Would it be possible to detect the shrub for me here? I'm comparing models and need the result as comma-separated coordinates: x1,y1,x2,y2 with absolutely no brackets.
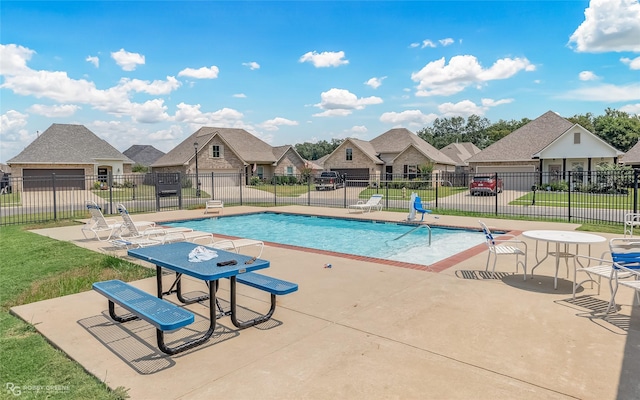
250,176,261,186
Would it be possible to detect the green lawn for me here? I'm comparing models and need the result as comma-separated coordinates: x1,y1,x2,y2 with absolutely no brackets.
510,190,639,209
359,186,468,200
0,223,154,399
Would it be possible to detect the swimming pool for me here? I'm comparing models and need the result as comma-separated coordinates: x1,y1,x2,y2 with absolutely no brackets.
165,213,486,266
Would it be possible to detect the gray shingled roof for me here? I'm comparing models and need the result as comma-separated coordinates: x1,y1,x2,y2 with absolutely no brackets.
7,123,133,164
123,145,165,166
152,127,277,167
621,140,640,164
347,138,384,164
439,142,481,166
467,111,574,163
370,128,456,165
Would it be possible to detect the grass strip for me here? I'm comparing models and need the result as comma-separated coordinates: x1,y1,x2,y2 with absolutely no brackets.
0,224,154,399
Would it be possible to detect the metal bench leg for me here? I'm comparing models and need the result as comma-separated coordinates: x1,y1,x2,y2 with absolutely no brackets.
229,277,277,329
155,275,218,355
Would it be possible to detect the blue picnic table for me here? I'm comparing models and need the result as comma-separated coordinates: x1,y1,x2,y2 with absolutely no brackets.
127,241,270,353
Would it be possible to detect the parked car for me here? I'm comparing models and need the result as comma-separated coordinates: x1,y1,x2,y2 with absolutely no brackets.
314,171,345,191
470,175,503,196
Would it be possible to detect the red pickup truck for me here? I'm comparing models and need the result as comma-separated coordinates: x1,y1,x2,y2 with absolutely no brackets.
470,175,503,196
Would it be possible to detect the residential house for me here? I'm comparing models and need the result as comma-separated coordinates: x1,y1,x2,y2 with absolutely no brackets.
621,140,640,168
7,123,134,191
151,127,306,186
439,142,481,173
467,111,623,190
123,145,165,167
322,128,456,183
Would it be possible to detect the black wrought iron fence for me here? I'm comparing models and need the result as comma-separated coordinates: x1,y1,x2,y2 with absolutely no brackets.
0,170,638,226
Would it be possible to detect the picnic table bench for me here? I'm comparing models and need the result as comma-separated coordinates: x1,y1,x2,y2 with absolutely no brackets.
93,280,211,355
229,272,298,328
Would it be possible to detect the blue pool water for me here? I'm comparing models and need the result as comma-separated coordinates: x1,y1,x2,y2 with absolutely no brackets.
165,213,486,266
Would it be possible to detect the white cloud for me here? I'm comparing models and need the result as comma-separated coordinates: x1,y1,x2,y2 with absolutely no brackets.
0,44,34,75
569,0,640,52
0,110,28,135
439,38,454,46
409,42,420,48
379,110,438,126
411,55,535,97
86,55,99,68
0,110,32,161
174,103,244,126
129,99,170,123
259,117,299,131
313,88,383,117
178,65,219,79
438,98,512,117
299,51,349,67
422,40,437,48
233,93,247,98
579,71,600,80
117,76,181,95
620,103,640,114
621,56,640,69
364,76,386,89
27,104,80,117
562,82,640,101
242,61,260,70
111,49,145,71
348,125,367,134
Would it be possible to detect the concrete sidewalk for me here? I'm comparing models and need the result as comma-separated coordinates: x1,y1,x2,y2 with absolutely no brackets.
10,206,640,399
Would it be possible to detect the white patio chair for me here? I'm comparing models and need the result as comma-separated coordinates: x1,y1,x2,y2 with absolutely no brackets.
204,200,224,214
479,220,527,279
623,213,640,237
348,194,383,213
573,251,634,299
605,238,640,313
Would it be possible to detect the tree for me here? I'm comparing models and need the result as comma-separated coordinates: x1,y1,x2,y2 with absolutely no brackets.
485,118,530,145
294,139,344,160
593,108,640,152
417,115,490,149
567,112,595,133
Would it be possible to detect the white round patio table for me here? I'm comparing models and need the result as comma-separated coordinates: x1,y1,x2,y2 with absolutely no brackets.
522,230,606,290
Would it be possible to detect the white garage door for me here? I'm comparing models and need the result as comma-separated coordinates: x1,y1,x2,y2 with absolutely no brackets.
475,166,536,191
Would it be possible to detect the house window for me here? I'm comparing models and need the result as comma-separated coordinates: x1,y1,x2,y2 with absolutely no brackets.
346,148,353,161
211,145,223,158
403,165,418,179
256,166,264,179
574,132,580,144
286,166,293,176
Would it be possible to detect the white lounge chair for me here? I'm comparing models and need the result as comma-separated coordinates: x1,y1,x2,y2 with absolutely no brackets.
204,200,224,214
212,237,265,258
81,201,121,241
348,194,383,213
479,220,527,279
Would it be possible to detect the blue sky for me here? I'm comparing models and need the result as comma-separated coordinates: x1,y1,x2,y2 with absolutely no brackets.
1,0,639,163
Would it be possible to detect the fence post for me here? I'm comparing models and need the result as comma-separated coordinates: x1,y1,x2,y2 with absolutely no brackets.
239,172,243,206
435,172,439,209
52,173,57,220
343,174,347,208
274,174,277,206
634,169,639,214
567,171,572,222
211,171,216,200
494,172,498,215
108,173,114,214
307,175,311,206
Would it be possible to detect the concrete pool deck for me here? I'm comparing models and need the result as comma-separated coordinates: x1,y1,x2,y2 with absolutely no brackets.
10,206,640,399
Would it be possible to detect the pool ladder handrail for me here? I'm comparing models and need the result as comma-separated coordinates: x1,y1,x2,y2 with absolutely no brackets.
392,224,431,246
